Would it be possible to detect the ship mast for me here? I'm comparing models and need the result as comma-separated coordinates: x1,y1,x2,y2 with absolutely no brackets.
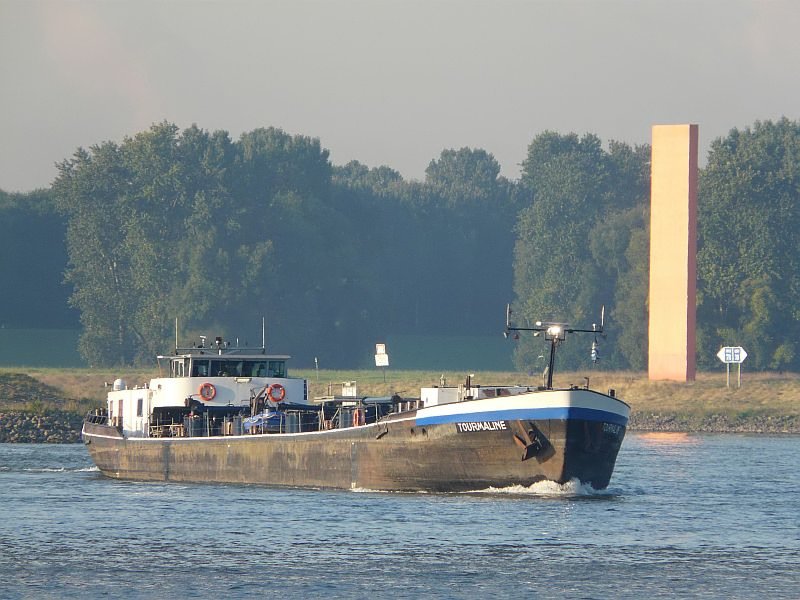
504,304,604,389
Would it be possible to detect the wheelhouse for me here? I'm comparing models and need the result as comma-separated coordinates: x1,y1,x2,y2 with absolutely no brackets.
161,354,289,379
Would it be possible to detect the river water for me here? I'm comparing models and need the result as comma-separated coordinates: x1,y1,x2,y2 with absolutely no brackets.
0,433,798,599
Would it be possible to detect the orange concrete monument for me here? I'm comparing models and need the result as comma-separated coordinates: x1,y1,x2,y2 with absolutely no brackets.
648,124,698,381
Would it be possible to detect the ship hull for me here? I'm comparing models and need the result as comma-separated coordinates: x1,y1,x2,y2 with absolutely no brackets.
82,389,628,491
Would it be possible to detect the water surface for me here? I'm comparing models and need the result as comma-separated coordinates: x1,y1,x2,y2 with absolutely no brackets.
0,434,797,598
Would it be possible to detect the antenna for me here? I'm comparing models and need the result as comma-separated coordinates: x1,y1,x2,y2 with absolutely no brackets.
261,317,266,353
503,304,607,389
174,317,179,354
591,305,605,364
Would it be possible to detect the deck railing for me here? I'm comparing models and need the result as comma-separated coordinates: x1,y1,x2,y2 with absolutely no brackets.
84,411,108,425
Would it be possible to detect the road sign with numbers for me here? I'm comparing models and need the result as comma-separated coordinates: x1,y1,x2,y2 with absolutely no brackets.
716,346,747,364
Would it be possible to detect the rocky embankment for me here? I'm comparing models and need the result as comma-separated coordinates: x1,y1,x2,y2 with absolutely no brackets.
0,410,84,443
0,373,84,443
628,412,800,434
2,410,795,442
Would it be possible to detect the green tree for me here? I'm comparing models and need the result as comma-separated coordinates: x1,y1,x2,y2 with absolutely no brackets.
513,133,650,371
698,118,800,370
425,147,502,205
228,128,351,362
330,161,410,351
422,148,520,333
513,133,610,370
0,188,76,329
54,123,238,365
589,142,651,369
54,142,138,364
590,206,649,369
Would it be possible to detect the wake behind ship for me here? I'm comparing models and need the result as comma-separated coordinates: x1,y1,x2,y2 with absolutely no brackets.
83,315,629,492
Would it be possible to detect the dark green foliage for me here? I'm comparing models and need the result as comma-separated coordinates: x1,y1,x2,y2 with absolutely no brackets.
512,132,650,371
46,124,522,367
52,123,342,365
697,118,800,370
0,188,77,329
8,118,800,372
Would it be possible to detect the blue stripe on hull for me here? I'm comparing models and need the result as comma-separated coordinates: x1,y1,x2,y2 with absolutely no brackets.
415,406,628,427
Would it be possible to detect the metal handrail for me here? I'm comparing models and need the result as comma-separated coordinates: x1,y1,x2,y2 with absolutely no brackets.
84,411,108,425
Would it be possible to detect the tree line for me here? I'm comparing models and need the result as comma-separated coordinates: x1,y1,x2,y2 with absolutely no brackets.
1,118,799,371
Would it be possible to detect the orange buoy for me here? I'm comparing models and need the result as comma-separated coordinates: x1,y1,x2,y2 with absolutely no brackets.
267,383,286,403
199,382,216,401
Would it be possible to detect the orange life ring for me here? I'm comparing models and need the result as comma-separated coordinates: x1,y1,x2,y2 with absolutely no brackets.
352,408,362,427
199,382,216,401
267,383,286,403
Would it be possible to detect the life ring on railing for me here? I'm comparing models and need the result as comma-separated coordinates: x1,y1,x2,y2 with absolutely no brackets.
199,382,216,401
352,408,362,427
267,383,286,403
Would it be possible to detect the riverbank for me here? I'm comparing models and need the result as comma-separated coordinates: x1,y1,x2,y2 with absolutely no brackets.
0,410,83,443
0,372,89,442
1,369,798,442
627,412,799,433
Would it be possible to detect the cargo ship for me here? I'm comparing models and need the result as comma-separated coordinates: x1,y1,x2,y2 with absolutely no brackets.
82,312,629,491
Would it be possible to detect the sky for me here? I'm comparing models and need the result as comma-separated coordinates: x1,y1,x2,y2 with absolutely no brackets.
1,0,799,192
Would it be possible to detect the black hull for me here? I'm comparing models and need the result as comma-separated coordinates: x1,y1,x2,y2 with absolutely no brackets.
82,414,626,491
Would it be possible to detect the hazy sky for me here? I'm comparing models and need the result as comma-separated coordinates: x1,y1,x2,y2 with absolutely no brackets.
2,0,799,192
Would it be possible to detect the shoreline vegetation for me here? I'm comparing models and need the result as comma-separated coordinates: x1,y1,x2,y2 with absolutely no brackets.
1,368,798,443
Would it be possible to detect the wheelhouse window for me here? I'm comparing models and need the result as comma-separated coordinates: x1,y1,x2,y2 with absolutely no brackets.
227,361,244,377
268,361,286,378
170,359,189,378
189,358,284,378
191,360,209,377
243,361,267,377
210,361,227,377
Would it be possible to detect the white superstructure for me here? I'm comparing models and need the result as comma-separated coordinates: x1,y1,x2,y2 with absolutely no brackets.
106,338,308,437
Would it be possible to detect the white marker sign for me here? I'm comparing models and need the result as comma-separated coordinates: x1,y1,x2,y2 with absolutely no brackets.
716,346,747,364
717,346,747,388
375,343,389,367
